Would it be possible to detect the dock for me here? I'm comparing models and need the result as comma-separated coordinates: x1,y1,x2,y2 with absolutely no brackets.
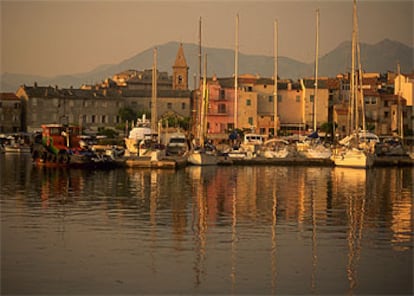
230,156,413,167
124,155,187,169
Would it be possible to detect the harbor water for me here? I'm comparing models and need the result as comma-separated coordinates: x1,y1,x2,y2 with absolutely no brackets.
1,153,413,295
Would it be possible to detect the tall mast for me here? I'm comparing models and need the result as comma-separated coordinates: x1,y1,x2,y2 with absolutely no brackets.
200,54,208,146
313,9,319,132
349,0,357,135
234,14,239,130
198,17,202,89
194,17,203,140
356,15,365,135
273,20,278,137
151,47,158,132
397,62,403,139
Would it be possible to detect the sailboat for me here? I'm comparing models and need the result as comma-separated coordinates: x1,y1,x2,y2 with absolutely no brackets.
331,0,374,168
298,9,332,160
187,53,218,166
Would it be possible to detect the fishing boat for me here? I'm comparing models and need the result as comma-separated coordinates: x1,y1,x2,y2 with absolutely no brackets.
165,132,190,157
2,133,31,154
124,114,152,155
123,49,185,169
31,124,120,168
331,0,374,168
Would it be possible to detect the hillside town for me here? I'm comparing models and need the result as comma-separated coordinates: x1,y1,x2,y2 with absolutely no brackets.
1,44,413,144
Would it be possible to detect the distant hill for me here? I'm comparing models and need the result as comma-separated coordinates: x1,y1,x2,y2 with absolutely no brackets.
1,39,413,92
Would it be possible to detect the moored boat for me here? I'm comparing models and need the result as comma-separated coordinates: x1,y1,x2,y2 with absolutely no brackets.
31,124,119,168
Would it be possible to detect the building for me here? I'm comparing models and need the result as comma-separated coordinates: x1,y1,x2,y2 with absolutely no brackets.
333,71,413,138
15,45,192,133
194,73,332,143
0,92,23,133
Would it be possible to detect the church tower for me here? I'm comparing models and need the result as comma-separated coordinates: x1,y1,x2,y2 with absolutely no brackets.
172,43,189,90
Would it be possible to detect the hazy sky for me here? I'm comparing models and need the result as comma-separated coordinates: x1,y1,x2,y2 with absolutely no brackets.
1,0,413,77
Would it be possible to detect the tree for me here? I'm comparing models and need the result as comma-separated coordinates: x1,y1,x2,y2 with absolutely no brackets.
118,107,136,122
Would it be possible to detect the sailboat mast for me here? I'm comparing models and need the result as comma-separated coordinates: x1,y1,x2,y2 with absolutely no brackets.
234,14,239,130
313,9,319,132
151,47,158,132
203,54,208,143
194,17,203,140
349,0,357,135
200,54,208,146
354,0,364,134
273,20,278,137
397,62,403,139
199,17,202,89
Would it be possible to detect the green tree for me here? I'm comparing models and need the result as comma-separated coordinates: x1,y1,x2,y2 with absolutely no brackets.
118,107,136,122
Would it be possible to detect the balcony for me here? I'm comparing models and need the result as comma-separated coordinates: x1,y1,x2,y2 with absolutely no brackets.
207,111,230,116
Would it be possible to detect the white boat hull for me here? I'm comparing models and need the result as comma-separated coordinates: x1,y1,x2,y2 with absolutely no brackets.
303,147,332,159
187,151,218,166
263,148,289,159
4,146,31,153
331,149,374,168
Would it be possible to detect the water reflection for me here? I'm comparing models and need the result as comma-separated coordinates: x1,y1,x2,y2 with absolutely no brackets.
1,154,412,295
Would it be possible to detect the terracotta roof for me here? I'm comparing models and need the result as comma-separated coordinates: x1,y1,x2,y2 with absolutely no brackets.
0,92,19,101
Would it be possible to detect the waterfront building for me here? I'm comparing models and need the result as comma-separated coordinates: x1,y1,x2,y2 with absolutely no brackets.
15,45,192,133
394,73,414,106
196,73,332,142
0,92,23,133
333,71,413,139
300,78,330,131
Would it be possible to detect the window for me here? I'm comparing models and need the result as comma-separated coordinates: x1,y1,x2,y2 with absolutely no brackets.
102,115,106,123
278,95,282,102
181,102,186,110
268,95,273,102
177,75,183,85
91,115,96,123
248,117,253,125
167,102,172,109
384,111,389,118
310,95,314,103
220,90,225,100
296,95,300,102
218,104,226,113
246,99,251,106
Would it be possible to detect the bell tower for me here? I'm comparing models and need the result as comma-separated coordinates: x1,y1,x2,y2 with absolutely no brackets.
172,43,189,90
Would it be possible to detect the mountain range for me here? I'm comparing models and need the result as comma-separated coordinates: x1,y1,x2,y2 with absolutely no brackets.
1,38,413,92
